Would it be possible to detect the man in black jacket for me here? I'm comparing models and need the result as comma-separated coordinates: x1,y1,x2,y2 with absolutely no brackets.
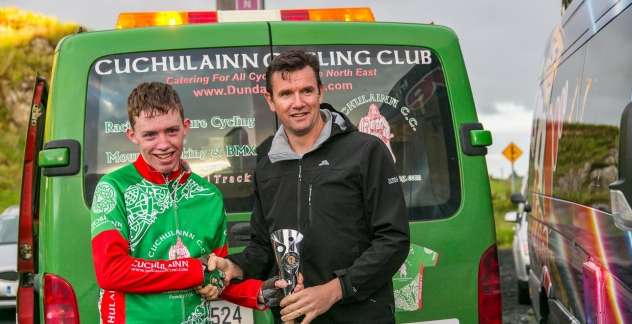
211,48,410,324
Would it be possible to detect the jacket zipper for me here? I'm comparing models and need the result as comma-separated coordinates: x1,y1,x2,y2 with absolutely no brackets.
165,175,180,232
165,175,186,322
308,183,313,227
297,159,302,232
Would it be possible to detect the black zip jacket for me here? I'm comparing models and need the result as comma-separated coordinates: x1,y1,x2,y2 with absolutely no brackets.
227,104,410,324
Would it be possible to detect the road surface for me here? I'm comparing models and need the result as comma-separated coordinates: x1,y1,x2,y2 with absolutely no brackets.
499,247,537,323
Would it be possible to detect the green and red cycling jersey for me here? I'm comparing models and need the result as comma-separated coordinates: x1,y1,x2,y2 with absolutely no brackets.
90,155,263,323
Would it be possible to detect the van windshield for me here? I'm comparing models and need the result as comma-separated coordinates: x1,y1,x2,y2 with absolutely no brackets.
85,45,460,221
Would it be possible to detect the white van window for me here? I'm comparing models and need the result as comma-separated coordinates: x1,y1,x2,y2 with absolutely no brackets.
0,215,18,244
528,44,586,204
85,45,460,221
571,7,632,212
530,6,632,212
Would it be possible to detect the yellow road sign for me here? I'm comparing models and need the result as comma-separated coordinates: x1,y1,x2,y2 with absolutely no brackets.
502,142,523,163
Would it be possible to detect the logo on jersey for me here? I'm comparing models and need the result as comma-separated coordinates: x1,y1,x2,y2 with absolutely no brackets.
92,182,117,214
169,237,191,260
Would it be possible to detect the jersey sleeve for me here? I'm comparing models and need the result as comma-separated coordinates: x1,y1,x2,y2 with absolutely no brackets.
220,279,265,310
92,230,204,293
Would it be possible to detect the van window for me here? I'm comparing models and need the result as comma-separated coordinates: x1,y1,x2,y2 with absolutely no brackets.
531,5,632,212
85,45,461,221
571,6,632,212
84,46,275,213
0,215,18,244
529,43,586,203
275,45,461,221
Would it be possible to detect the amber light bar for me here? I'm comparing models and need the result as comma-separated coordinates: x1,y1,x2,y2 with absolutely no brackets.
116,12,217,29
116,7,374,29
294,8,375,22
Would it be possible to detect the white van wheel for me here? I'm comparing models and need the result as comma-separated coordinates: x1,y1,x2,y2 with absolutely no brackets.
517,280,530,304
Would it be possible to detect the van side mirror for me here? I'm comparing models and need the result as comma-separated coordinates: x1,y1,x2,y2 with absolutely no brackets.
609,102,632,231
504,211,518,222
510,193,525,204
523,204,532,213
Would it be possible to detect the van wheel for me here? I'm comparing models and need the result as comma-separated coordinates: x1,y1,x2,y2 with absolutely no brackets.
518,280,530,304
539,314,550,324
538,289,550,324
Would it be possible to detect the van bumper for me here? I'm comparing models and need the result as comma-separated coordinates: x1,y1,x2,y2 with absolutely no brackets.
0,298,16,308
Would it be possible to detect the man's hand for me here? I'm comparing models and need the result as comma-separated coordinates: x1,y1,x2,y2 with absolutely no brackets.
198,254,211,270
258,273,304,306
202,253,244,286
279,278,342,324
193,285,220,301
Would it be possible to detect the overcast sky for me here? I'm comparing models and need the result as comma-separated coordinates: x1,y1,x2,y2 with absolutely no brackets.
4,0,561,180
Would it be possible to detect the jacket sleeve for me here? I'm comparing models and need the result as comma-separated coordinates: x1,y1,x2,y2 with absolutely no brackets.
334,138,410,304
92,229,204,293
225,171,276,280
211,221,267,310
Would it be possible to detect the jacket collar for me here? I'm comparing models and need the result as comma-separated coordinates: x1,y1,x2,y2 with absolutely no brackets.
133,154,191,184
268,103,355,163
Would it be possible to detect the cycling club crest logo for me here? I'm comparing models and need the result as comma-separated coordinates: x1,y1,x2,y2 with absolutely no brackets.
169,236,191,260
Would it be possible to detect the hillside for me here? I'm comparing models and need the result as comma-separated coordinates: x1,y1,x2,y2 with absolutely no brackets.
0,6,83,212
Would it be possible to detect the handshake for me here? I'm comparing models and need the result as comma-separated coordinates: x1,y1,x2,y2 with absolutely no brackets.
194,253,303,307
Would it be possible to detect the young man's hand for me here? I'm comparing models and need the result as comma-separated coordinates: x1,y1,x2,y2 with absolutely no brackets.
193,284,220,301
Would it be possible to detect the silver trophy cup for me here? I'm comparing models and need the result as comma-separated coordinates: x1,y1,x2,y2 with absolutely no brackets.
270,229,303,295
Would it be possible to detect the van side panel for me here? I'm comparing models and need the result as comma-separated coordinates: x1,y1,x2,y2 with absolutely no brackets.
527,2,632,322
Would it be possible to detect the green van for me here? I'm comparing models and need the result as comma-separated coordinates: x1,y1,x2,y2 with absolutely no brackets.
17,8,498,324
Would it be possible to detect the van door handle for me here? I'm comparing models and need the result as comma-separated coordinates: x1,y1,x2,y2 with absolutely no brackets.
39,139,81,176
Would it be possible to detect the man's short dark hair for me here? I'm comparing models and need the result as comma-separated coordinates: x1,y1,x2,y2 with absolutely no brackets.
265,48,322,98
127,82,184,129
